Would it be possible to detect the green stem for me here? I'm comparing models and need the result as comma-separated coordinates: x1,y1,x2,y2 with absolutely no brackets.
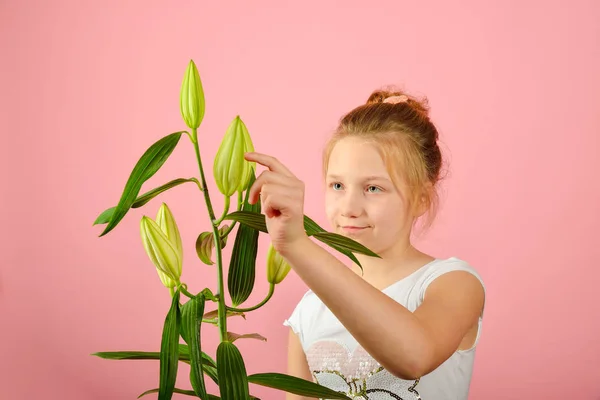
220,221,237,238
237,190,243,209
189,177,204,191
218,191,243,237
191,128,228,342
226,283,275,313
213,195,231,226
179,285,195,300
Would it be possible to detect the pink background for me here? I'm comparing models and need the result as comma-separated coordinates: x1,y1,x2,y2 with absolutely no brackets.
2,1,599,399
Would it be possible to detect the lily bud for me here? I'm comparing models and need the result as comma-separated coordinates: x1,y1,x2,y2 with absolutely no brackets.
140,216,182,286
238,122,255,193
155,203,183,264
214,116,253,197
156,268,176,288
180,59,205,130
266,243,291,284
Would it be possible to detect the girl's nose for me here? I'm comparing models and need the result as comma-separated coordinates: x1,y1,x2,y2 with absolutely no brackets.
340,190,364,218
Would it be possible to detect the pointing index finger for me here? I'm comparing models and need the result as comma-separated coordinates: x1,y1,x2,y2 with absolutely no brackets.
244,152,295,177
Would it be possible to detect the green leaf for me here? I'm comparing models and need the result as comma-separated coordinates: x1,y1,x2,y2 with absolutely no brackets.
93,178,194,225
302,214,325,235
223,210,267,233
159,289,181,400
91,347,189,362
98,132,183,236
248,372,351,399
312,232,380,258
298,216,365,271
203,364,219,385
225,211,375,270
181,295,208,399
200,288,218,302
202,309,246,324
217,341,249,400
195,226,229,265
227,174,261,307
227,331,267,343
138,388,220,399
138,389,262,400
90,345,219,370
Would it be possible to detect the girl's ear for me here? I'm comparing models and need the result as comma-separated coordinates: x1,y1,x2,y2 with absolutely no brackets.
412,182,433,218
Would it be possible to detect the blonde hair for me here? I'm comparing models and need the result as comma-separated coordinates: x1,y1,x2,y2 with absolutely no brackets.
323,87,445,231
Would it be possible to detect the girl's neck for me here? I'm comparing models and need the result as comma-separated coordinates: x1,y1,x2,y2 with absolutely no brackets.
351,242,435,290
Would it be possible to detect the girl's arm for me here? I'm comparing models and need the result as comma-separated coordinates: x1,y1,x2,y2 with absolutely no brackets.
281,237,484,380
243,152,485,380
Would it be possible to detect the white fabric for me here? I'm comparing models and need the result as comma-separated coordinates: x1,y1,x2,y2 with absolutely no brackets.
283,257,485,400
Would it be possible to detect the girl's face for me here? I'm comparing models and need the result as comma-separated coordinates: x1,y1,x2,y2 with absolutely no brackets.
324,137,414,258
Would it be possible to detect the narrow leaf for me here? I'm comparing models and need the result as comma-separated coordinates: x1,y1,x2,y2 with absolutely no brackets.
138,388,261,400
223,210,267,233
324,242,363,271
92,347,189,362
203,364,219,385
138,388,220,399
227,174,261,306
224,212,325,235
217,341,250,400
98,132,183,236
203,309,246,321
227,331,267,343
248,372,351,399
159,289,181,400
297,215,368,269
312,232,380,258
181,295,208,399
90,345,217,369
93,178,194,225
225,211,372,269
302,214,325,235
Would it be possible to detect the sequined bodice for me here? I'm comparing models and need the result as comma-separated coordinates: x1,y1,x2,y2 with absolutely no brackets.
306,341,422,400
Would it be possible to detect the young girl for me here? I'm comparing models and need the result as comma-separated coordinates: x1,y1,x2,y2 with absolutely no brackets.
244,89,486,400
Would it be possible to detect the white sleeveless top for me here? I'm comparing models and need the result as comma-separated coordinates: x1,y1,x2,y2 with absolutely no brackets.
283,257,486,400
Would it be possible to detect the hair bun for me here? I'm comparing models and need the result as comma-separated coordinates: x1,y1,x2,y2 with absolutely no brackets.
366,87,430,117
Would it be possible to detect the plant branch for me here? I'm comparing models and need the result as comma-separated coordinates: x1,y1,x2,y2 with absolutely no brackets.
218,190,244,237
226,283,275,313
191,128,228,342
189,177,204,191
179,284,196,300
213,195,231,226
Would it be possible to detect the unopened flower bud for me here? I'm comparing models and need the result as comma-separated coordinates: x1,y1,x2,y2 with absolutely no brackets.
140,215,182,286
238,122,255,193
155,203,183,264
180,59,205,130
156,268,176,289
214,116,253,197
266,243,291,284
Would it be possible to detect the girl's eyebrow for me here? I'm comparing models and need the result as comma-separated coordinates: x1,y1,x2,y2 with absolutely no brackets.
326,174,390,182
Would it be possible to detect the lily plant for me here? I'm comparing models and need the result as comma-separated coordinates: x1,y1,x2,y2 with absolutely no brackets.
92,59,379,400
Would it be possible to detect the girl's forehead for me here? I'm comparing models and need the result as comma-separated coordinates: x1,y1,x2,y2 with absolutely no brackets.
328,141,388,172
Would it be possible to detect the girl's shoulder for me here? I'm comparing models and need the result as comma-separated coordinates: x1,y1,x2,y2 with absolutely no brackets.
394,256,486,315
413,256,485,292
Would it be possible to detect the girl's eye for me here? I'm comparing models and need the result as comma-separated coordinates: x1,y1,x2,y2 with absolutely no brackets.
332,183,343,190
367,186,382,193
